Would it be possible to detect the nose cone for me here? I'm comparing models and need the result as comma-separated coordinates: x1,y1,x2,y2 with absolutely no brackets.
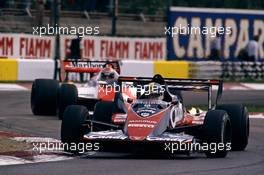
126,109,167,141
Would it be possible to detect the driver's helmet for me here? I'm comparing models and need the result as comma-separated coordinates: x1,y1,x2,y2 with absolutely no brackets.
99,64,119,83
144,82,164,100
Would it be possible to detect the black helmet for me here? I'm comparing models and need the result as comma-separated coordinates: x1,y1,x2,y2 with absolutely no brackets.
144,82,165,100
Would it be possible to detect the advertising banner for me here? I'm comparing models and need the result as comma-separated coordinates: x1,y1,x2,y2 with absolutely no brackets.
60,35,166,60
0,33,55,59
0,34,165,60
167,7,264,60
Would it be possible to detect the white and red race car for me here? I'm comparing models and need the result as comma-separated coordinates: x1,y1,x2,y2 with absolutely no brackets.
30,60,135,119
61,75,249,158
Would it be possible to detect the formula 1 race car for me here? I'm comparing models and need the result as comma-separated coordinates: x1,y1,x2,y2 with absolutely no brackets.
30,60,134,119
61,74,249,158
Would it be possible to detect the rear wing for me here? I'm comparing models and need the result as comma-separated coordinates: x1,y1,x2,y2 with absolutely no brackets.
118,76,223,110
60,59,120,81
62,59,120,73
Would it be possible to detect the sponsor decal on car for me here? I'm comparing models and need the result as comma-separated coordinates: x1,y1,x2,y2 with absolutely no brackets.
112,113,127,123
128,120,157,124
84,131,128,140
85,135,127,140
67,61,105,68
146,132,193,142
127,123,155,128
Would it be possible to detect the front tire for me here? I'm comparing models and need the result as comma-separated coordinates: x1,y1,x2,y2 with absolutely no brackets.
216,104,249,151
61,105,88,153
58,84,78,119
92,101,113,131
202,110,232,158
31,79,59,115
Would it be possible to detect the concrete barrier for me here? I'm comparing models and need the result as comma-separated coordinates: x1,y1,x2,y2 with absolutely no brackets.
17,60,55,81
1,59,262,82
153,61,190,78
120,60,154,77
0,59,18,81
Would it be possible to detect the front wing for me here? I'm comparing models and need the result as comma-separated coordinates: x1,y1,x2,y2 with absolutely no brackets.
83,130,195,154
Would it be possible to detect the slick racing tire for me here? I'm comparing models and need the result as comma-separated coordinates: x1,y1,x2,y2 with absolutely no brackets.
202,110,232,158
61,105,88,153
216,104,249,151
31,79,59,115
58,84,78,119
92,101,113,131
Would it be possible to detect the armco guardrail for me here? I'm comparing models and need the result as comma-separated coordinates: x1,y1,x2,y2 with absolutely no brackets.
188,61,264,80
0,59,263,81
221,62,264,81
189,61,223,79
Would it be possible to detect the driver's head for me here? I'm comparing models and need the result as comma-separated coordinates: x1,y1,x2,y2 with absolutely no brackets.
144,82,164,100
99,64,119,83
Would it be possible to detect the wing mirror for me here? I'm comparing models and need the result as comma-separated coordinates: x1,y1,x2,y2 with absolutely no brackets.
127,98,133,104
171,96,179,105
171,100,179,105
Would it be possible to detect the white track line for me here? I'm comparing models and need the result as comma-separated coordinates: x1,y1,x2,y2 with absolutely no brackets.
13,137,60,143
0,84,27,91
0,156,31,166
249,114,264,119
242,83,264,90
0,155,72,166
227,86,250,90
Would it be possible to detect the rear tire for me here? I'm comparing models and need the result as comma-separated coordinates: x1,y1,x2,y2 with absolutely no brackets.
216,104,249,151
31,79,59,115
61,105,88,153
58,84,78,119
202,110,232,158
92,101,113,131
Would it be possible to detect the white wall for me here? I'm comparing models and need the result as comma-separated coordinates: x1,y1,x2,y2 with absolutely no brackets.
18,60,55,81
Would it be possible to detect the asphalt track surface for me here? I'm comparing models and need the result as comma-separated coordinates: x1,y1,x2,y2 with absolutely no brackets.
0,90,264,175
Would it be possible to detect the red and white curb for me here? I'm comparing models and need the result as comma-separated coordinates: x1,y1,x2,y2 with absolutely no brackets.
0,132,73,166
